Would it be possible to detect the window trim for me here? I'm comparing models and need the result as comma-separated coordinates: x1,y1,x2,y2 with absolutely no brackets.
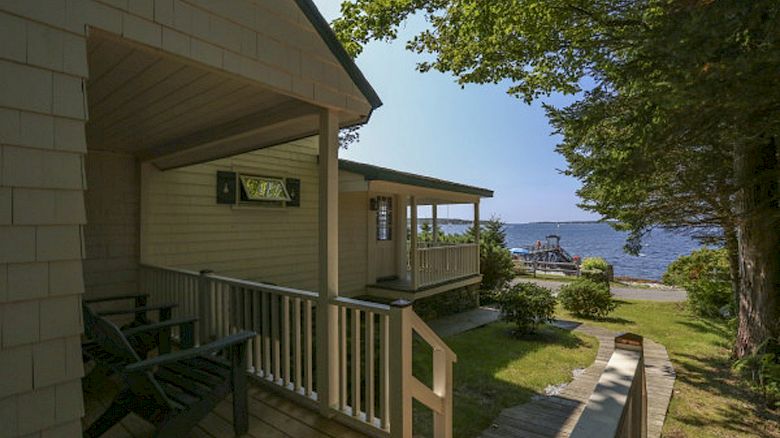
376,196,393,241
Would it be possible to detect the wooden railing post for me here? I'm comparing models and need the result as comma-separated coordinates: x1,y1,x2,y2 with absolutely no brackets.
432,347,454,438
389,299,413,438
473,202,480,273
410,197,419,290
198,270,213,345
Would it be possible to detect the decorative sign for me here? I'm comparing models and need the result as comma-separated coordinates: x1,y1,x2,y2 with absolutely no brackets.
239,175,291,202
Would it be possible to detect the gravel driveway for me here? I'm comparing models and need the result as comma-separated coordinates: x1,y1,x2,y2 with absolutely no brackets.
511,278,687,302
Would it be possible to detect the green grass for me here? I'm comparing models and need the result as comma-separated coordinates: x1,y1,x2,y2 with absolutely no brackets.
557,300,780,438
412,323,598,438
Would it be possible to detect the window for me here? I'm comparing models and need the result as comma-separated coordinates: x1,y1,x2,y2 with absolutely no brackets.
239,175,291,204
376,196,392,241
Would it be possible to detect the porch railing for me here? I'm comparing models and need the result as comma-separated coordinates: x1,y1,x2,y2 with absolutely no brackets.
416,243,479,288
140,263,456,438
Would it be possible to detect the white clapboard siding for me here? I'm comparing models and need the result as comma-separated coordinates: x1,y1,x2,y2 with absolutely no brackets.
141,137,322,291
339,191,369,295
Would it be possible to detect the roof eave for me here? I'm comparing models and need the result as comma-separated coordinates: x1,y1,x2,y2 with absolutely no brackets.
339,159,494,198
294,0,383,112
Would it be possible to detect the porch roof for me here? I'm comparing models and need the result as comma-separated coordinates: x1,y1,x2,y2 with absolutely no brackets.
339,159,494,198
294,0,382,110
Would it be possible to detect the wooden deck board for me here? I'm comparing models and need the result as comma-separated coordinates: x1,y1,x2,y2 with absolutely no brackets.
81,371,373,438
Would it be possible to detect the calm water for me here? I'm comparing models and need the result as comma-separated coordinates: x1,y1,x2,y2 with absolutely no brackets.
438,222,703,280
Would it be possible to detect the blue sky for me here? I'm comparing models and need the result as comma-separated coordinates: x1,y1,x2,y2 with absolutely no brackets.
314,1,599,224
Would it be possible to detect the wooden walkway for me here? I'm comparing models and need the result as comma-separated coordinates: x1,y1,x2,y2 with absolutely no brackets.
82,372,371,438
481,322,675,438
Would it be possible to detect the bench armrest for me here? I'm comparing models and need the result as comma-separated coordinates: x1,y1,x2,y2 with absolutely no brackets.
84,293,149,304
125,331,256,372
121,316,198,337
96,303,177,317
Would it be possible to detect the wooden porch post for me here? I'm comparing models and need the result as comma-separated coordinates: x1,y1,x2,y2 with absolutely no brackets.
474,202,480,272
432,203,438,244
395,195,408,279
389,300,413,438
318,108,339,415
410,196,419,290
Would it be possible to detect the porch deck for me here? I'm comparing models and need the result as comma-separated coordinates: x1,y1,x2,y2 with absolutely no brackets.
366,273,482,300
82,373,370,438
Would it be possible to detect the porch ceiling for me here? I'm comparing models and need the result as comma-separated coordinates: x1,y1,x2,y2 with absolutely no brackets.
85,31,323,170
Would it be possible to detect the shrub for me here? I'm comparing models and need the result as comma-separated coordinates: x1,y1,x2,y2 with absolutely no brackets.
580,257,610,285
663,248,732,317
479,242,515,299
581,257,609,272
559,279,616,319
495,282,557,335
734,337,780,409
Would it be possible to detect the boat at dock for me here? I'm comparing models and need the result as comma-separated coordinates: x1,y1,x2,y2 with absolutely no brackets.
510,235,580,274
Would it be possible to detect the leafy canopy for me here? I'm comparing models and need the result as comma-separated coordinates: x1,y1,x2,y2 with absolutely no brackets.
334,0,780,250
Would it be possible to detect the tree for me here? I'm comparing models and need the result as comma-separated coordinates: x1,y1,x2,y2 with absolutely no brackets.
333,0,780,356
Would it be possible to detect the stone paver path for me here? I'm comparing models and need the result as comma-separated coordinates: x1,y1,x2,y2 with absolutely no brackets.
427,307,501,337
480,321,676,438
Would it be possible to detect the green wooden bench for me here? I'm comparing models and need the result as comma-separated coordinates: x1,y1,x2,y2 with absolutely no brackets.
81,294,184,382
84,311,255,437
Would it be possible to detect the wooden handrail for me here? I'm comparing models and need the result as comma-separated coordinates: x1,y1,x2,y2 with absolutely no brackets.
570,333,647,438
410,312,456,360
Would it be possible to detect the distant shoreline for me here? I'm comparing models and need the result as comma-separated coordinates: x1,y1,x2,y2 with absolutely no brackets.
416,218,615,226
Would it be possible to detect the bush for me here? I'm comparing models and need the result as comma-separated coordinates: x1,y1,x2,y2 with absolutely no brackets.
580,257,610,284
663,248,732,317
581,257,609,272
479,242,515,299
495,282,557,335
475,217,515,300
559,279,616,319
734,337,780,409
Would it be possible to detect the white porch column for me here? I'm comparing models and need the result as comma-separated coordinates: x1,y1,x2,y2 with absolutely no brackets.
395,195,408,279
432,203,438,243
318,108,339,414
474,201,481,272
410,196,419,290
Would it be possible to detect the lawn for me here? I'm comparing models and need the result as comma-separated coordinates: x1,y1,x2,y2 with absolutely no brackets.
412,322,598,438
557,300,780,438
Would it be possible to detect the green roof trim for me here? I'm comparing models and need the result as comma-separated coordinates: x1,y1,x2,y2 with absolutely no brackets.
339,160,494,198
293,0,383,111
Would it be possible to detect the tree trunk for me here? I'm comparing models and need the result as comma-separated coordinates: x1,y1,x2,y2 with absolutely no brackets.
723,225,740,314
734,138,780,358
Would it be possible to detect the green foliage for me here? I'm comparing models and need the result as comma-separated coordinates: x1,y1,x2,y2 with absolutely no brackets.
733,337,780,409
481,217,508,248
476,217,514,296
331,0,780,353
495,282,557,335
581,257,608,272
479,242,515,296
664,248,733,317
558,279,616,319
580,257,610,284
